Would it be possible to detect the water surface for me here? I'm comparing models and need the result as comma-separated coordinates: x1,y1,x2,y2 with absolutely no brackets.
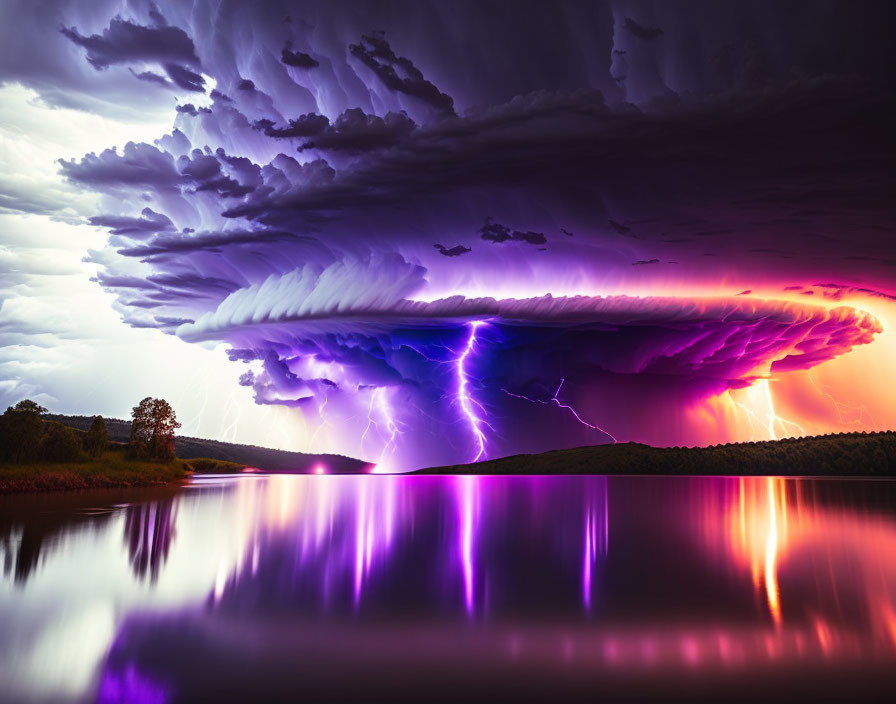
2,474,895,702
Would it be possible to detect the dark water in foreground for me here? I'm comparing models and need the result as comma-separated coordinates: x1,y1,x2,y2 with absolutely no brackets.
1,474,896,703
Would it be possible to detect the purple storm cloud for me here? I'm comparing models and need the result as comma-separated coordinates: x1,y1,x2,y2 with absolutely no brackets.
5,0,891,466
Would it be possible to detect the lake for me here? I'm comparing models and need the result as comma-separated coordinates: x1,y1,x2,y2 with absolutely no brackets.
1,474,895,702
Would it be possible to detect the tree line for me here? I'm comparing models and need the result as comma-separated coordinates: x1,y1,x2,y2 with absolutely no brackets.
426,431,896,476
0,397,180,465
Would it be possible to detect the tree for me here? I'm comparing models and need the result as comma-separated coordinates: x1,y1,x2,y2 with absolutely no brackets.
12,400,47,415
85,416,108,458
128,398,180,460
128,397,153,458
149,399,180,460
39,422,84,463
0,399,48,464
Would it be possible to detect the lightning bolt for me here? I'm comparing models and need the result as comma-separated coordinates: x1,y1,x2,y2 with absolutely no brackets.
360,388,378,448
375,389,400,460
360,386,402,471
734,378,804,441
503,378,617,443
307,389,334,448
456,321,489,463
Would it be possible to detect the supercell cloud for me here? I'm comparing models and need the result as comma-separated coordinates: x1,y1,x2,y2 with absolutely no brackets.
2,0,895,467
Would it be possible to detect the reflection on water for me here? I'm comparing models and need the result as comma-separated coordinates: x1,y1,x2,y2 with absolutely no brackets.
123,499,177,583
1,474,895,702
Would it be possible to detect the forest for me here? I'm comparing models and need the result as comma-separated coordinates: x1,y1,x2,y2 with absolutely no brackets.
419,432,896,476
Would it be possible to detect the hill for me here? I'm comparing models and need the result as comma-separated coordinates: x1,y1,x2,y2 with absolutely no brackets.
47,414,372,474
416,432,896,476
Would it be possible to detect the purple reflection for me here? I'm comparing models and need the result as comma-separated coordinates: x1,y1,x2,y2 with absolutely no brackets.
583,476,609,611
458,475,477,615
97,663,169,704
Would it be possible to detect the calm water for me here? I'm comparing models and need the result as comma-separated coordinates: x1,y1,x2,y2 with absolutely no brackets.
1,474,896,703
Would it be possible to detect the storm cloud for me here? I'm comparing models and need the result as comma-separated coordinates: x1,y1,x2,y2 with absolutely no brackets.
2,0,894,466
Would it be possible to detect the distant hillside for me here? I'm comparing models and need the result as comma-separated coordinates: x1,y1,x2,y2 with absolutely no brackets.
417,432,896,476
48,415,373,474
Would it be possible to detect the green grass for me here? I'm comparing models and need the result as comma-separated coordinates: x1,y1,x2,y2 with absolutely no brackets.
182,457,247,473
0,450,191,493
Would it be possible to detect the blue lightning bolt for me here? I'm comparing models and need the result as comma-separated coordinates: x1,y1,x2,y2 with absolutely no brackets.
504,378,617,443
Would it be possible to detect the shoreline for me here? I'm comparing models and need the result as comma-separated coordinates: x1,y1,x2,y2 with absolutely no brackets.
415,431,896,477
4,431,895,492
0,454,246,494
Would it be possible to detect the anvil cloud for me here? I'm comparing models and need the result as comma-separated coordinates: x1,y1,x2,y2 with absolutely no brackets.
1,0,894,466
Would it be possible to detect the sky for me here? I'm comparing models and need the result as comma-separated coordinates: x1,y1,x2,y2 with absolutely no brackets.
0,0,894,470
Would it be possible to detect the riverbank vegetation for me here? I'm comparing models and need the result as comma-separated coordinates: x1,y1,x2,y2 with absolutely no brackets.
418,431,896,476
0,398,218,493
0,448,190,492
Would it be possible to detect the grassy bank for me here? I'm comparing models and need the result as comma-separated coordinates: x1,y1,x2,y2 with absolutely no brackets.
0,452,250,493
0,450,192,493
182,457,247,473
417,431,896,476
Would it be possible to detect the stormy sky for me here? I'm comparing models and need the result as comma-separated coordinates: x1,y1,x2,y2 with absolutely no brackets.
1,0,894,468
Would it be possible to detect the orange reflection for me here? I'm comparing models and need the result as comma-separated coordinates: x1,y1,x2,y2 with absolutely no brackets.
702,477,896,655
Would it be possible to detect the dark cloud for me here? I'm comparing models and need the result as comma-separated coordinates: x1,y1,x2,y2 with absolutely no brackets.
130,69,170,87
479,218,512,243
632,259,660,266
163,63,205,92
88,208,175,237
209,89,232,102
434,244,471,257
349,32,455,116
236,79,255,91
253,113,330,138
60,17,200,69
478,219,546,246
281,47,319,69
511,230,547,245
175,103,211,116
298,108,415,153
